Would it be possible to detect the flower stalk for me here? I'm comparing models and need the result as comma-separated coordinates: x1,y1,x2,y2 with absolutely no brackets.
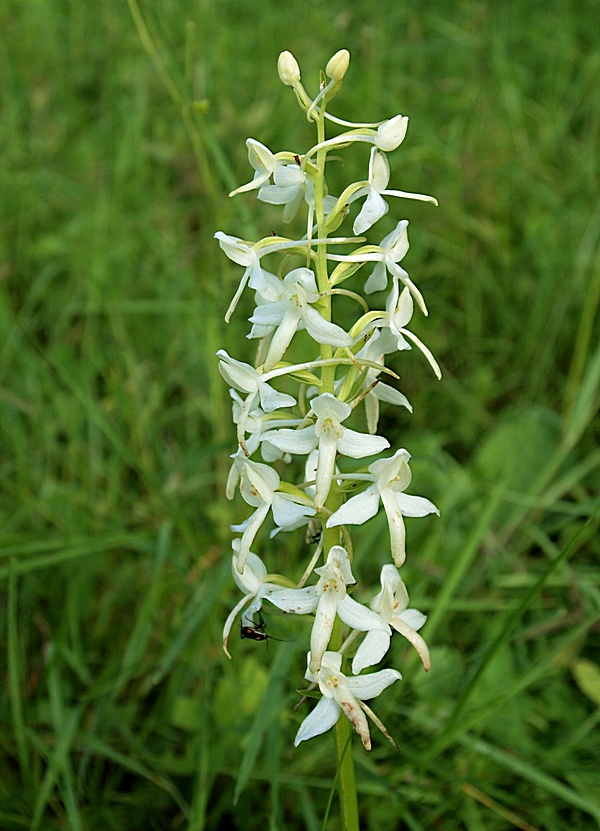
216,49,439,829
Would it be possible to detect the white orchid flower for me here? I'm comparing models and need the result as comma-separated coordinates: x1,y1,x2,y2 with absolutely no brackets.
327,219,428,315
232,460,316,573
248,267,353,371
258,161,338,224
349,148,437,235
229,139,297,197
373,285,442,379
229,389,300,456
217,350,297,451
326,449,439,566
225,390,302,498
353,564,431,673
216,232,313,321
222,541,290,658
294,650,402,750
267,545,389,672
267,392,390,510
354,329,412,434
258,163,310,223
305,114,409,159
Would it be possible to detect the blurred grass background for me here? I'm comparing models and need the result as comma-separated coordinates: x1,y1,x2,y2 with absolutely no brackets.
1,0,599,829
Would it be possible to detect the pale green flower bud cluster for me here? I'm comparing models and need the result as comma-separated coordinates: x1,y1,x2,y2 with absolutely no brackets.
217,49,440,751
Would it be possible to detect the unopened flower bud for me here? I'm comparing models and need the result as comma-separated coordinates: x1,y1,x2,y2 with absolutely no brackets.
325,49,350,81
278,51,301,86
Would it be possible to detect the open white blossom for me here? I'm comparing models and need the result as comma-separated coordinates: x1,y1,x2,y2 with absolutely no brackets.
269,545,390,672
354,328,412,434
229,139,296,197
216,232,313,321
233,460,315,573
326,449,439,566
294,650,402,750
306,114,409,159
217,350,297,451
222,542,290,658
225,390,301,498
248,267,352,371
349,148,437,235
353,564,431,673
372,284,442,379
267,392,390,509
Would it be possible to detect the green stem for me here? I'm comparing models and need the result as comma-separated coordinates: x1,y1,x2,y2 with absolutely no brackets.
313,97,359,830
314,99,335,395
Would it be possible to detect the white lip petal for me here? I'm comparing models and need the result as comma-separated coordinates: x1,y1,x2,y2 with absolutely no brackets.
353,189,388,235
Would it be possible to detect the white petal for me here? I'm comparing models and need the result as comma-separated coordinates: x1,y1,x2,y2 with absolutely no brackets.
364,262,388,294
398,608,427,631
235,503,270,573
257,183,300,205
381,489,407,567
326,485,380,528
294,697,341,746
214,232,253,267
268,586,319,614
249,303,285,328
271,493,316,529
331,686,371,749
392,616,431,671
217,351,258,394
232,550,267,593
310,590,338,670
369,149,391,191
353,189,388,235
275,164,305,187
337,429,389,459
373,382,412,412
351,629,391,674
258,383,296,413
344,667,402,700
267,426,318,456
399,328,442,379
337,595,390,634
222,594,252,658
314,433,337,509
395,492,440,518
390,286,414,328
302,307,353,348
263,308,302,370
375,115,409,152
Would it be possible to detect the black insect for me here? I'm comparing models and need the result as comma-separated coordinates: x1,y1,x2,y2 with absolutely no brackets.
240,611,289,644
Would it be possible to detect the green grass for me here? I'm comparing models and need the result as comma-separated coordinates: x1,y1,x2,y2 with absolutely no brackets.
1,0,599,828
